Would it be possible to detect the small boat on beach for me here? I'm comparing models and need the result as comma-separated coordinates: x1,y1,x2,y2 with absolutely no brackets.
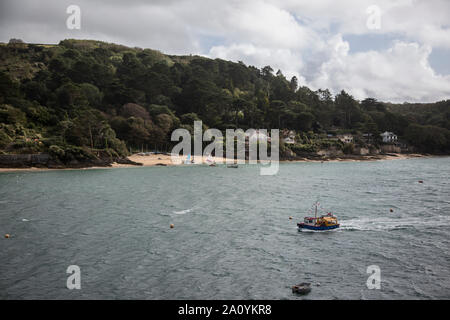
297,202,340,231
206,154,216,166
184,154,195,164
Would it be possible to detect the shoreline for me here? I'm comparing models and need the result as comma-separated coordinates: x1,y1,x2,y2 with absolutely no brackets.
283,153,429,163
0,153,437,172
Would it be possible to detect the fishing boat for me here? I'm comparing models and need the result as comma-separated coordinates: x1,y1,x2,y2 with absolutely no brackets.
297,202,340,231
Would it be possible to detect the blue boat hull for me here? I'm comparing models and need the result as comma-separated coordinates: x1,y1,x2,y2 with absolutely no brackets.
298,224,340,231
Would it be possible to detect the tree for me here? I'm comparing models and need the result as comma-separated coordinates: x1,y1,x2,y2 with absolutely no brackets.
0,105,27,124
121,103,151,120
261,66,274,79
290,76,298,92
404,124,450,153
22,80,48,104
297,112,315,132
48,58,68,74
180,113,201,125
361,98,385,112
8,38,24,44
80,83,102,108
334,90,361,128
56,83,89,109
0,72,20,102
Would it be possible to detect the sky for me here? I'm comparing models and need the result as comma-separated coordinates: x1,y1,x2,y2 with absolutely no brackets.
1,0,450,103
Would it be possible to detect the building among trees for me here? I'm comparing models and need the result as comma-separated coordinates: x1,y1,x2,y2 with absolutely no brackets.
380,131,398,143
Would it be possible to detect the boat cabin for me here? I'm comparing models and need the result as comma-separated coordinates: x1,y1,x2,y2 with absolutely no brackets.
304,217,316,225
303,213,338,227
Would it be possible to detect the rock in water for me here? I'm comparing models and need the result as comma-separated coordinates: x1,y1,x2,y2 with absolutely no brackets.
292,282,311,295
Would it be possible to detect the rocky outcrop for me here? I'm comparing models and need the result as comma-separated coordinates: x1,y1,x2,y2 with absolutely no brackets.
380,144,401,153
0,154,51,168
114,157,143,166
353,147,370,155
0,154,142,169
317,146,344,157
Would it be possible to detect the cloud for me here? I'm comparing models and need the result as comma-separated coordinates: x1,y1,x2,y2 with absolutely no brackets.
311,36,450,102
272,0,450,48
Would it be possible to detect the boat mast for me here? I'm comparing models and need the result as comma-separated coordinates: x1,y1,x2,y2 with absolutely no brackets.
315,202,317,220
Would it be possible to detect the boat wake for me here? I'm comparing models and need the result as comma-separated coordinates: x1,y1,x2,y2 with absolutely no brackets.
173,208,192,215
341,215,450,231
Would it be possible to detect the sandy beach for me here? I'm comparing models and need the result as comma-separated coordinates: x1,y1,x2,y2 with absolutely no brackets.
111,154,219,168
111,152,428,168
0,153,430,172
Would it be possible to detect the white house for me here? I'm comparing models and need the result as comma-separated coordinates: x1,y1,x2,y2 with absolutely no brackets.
282,130,296,144
380,131,397,143
336,134,353,144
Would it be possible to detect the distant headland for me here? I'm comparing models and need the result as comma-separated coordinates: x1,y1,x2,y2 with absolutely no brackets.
1,39,449,170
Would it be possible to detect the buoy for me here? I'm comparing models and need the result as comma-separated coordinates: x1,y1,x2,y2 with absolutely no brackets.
390,208,393,212
170,224,174,229
5,234,10,238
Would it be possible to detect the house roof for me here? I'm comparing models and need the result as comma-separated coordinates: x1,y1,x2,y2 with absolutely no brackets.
381,131,396,136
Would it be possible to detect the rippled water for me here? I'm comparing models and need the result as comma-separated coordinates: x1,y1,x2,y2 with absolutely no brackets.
1,157,449,299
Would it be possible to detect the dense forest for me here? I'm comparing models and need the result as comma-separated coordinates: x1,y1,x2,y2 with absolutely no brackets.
0,39,449,164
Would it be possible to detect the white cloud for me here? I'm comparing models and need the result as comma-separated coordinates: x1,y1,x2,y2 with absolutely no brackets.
311,36,450,102
275,0,450,49
220,1,313,50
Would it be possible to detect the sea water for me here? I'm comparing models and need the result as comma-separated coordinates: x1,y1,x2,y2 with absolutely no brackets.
0,157,449,299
